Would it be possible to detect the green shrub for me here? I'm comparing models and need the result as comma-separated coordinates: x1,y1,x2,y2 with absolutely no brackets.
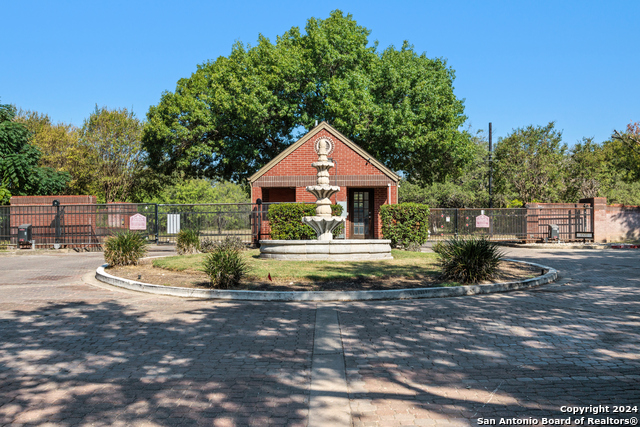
202,247,248,289
177,229,200,254
380,203,430,247
200,236,246,253
268,203,343,240
104,230,147,266
433,237,504,283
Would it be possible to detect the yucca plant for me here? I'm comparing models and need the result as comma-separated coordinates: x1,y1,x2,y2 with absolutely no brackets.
433,237,504,283
103,230,147,266
202,247,248,289
176,229,200,255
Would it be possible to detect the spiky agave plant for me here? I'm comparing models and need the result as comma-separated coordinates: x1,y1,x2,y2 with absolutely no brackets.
433,237,504,283
103,230,147,266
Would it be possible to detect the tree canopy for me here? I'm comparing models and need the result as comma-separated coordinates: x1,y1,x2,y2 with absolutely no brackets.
493,122,567,204
611,121,640,180
0,102,70,204
149,177,249,205
78,106,147,203
143,10,472,185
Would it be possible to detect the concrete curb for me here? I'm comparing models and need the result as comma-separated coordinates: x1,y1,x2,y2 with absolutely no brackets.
95,259,558,302
496,242,609,250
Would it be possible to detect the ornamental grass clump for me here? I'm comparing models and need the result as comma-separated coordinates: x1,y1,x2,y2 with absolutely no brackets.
103,230,147,266
200,236,245,253
202,246,248,289
176,229,200,254
433,237,504,284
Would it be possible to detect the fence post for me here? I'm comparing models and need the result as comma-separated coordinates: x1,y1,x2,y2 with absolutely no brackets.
454,209,458,238
154,204,159,243
256,199,263,246
54,203,61,245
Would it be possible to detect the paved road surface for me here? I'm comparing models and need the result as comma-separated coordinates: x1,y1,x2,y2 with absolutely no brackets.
0,247,638,426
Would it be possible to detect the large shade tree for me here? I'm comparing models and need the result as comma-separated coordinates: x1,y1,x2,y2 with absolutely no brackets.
143,10,473,185
493,122,567,204
78,106,148,203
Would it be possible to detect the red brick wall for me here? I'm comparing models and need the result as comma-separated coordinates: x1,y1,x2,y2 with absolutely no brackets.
536,197,640,243
603,205,640,242
579,198,640,242
10,195,97,205
251,128,398,240
9,195,99,246
259,129,386,186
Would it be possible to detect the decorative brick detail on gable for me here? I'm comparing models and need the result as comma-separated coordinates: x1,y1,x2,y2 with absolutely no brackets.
260,129,389,180
249,123,399,240
253,175,395,188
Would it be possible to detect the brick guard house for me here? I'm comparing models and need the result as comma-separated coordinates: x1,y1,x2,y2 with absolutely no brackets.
249,122,400,240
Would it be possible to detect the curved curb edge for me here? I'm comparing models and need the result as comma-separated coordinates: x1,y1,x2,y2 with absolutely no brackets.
95,258,558,302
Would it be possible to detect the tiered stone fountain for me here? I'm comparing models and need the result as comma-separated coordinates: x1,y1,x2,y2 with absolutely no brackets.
301,137,345,240
259,137,393,261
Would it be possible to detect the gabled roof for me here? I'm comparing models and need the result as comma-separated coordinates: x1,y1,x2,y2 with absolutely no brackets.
248,122,401,183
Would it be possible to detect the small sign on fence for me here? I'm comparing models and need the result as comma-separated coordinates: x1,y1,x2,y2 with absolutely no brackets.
476,214,490,228
129,213,147,230
576,232,594,239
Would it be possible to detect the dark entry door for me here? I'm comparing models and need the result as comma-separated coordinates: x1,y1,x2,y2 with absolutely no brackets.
349,189,373,239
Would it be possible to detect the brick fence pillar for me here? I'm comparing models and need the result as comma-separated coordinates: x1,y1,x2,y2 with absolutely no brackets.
579,197,607,242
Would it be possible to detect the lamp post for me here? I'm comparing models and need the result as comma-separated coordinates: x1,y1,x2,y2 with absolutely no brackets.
488,122,493,209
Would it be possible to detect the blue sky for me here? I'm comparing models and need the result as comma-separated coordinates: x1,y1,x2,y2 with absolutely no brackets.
2,0,638,146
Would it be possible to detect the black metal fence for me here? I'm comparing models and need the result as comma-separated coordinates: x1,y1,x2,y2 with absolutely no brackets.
1,204,157,248
428,206,593,241
0,202,273,248
429,208,528,241
0,206,10,247
157,203,261,244
0,202,594,249
526,206,593,241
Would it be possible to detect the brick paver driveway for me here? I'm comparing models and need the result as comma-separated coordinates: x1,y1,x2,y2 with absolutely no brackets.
0,248,639,426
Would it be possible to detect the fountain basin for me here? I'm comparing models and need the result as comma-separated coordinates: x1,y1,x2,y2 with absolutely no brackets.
259,239,393,261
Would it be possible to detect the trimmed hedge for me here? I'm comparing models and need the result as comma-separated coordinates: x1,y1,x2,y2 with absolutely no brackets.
268,203,344,240
380,203,430,247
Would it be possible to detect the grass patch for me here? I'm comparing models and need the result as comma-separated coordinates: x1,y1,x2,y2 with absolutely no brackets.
153,249,441,282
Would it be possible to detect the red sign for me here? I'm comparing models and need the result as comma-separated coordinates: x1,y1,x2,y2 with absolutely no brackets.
476,214,490,228
129,213,147,230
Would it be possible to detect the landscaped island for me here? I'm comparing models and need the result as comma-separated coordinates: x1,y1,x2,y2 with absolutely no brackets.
106,249,539,292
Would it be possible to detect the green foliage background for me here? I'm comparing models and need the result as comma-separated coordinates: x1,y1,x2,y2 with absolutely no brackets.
0,102,70,204
150,177,249,205
400,122,640,208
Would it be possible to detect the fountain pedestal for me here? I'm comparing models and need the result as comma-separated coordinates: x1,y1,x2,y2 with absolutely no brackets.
302,216,345,241
260,135,392,261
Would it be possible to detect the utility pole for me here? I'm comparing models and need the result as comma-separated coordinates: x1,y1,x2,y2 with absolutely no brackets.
488,122,493,209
